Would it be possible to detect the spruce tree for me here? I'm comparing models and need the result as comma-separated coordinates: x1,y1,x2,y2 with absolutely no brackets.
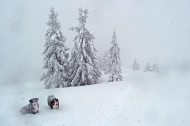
97,55,104,71
152,63,159,73
69,8,101,86
105,30,122,82
132,59,140,71
41,7,70,89
103,51,109,71
144,63,151,72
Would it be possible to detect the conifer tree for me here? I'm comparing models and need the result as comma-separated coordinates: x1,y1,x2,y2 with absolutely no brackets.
144,63,151,72
97,55,104,71
105,30,122,82
69,8,101,86
152,63,159,73
103,51,109,71
132,59,140,71
41,7,70,89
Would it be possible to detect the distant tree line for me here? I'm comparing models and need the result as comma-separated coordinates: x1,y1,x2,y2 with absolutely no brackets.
144,62,159,73
130,59,159,73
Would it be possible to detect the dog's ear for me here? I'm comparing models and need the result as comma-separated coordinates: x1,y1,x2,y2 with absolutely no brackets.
29,98,39,103
29,99,33,103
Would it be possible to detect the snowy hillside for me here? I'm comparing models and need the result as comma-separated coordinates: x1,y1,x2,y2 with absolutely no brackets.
1,68,190,126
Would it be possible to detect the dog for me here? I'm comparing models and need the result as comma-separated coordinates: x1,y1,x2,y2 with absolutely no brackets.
47,95,59,109
20,98,39,115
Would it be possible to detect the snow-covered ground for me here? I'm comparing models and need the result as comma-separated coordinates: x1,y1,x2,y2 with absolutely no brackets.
1,68,190,126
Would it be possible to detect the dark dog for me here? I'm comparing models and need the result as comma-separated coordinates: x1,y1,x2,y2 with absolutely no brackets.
20,98,39,115
47,95,59,109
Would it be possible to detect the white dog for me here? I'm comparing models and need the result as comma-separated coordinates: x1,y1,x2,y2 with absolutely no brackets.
20,98,39,115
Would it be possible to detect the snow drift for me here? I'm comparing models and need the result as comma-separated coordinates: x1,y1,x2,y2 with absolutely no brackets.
0,68,190,126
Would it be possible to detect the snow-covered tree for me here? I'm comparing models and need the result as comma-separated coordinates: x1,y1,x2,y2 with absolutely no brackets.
152,63,159,73
105,30,122,82
144,63,151,72
69,8,102,86
132,59,140,71
102,51,109,71
97,55,104,71
41,7,70,89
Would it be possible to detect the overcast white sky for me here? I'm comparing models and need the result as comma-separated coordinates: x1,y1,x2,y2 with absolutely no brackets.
0,0,190,84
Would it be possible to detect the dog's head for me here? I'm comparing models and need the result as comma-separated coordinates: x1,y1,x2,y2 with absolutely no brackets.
29,98,39,113
50,98,59,109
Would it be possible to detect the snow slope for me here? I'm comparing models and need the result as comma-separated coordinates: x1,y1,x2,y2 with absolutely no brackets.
0,68,190,126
